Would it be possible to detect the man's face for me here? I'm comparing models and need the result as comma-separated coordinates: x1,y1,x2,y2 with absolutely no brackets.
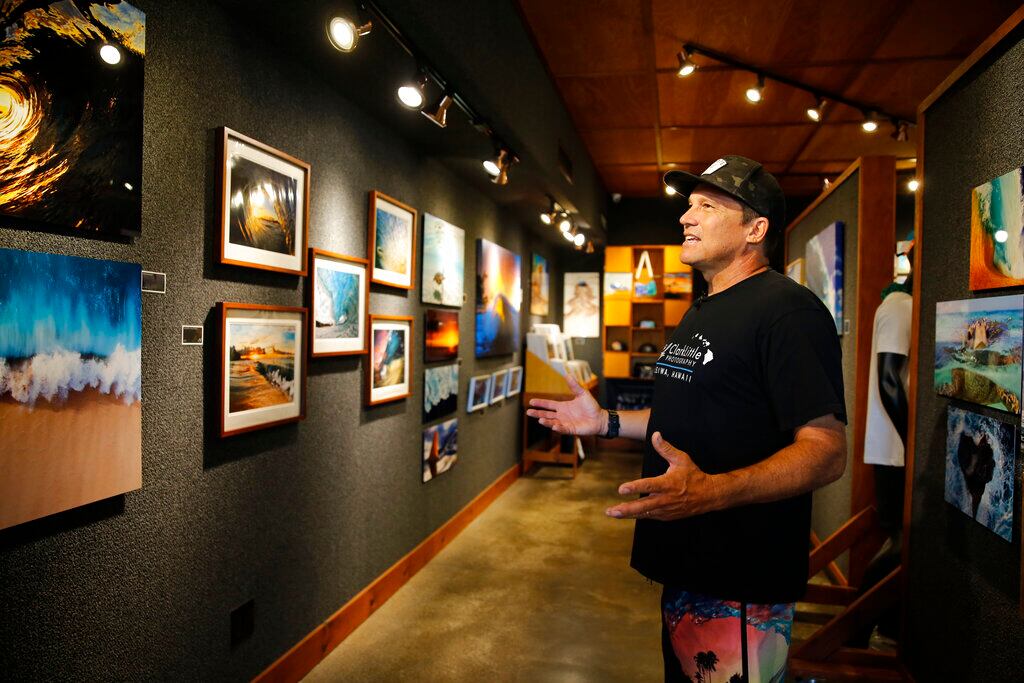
677,184,753,270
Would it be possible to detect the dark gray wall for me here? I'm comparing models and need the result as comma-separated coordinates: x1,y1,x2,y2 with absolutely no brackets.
0,2,567,680
785,174,859,565
906,25,1024,682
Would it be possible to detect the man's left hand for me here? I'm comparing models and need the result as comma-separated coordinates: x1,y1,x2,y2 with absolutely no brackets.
606,431,718,521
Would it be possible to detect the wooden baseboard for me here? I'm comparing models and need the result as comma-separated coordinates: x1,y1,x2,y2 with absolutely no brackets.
253,464,520,683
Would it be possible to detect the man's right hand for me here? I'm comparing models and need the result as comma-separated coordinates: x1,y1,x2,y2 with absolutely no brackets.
526,375,606,436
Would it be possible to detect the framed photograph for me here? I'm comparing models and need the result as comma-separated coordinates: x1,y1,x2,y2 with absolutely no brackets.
564,272,601,338
0,249,142,530
785,258,805,285
219,128,310,275
467,374,493,413
0,2,145,239
530,253,550,315
945,406,1016,541
422,213,464,306
309,248,368,357
935,295,1023,413
425,309,459,362
476,238,522,357
506,366,523,397
490,369,509,404
423,418,458,483
664,272,693,298
603,272,632,300
424,363,458,422
368,315,413,405
970,166,1024,290
369,191,417,289
805,221,844,334
220,302,306,438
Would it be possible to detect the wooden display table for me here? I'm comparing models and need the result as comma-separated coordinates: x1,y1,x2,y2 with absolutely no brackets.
520,350,598,477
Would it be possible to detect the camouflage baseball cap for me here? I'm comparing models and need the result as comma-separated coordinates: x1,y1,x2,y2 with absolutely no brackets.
664,156,786,229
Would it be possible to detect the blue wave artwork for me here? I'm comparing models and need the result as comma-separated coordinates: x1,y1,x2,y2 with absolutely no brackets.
423,363,458,422
475,238,521,357
0,248,142,406
805,220,844,334
374,207,410,275
314,268,359,339
422,417,458,482
945,406,1016,542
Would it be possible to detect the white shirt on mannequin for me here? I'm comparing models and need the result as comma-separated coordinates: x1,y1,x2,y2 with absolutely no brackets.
864,291,912,466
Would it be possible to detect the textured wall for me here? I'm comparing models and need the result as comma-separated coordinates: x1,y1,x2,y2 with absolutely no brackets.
785,174,859,559
0,1,566,680
906,27,1024,682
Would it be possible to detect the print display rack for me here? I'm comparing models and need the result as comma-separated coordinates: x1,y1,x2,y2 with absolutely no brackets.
521,334,598,478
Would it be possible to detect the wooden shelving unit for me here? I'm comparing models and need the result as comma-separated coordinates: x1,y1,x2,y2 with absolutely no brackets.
602,245,693,380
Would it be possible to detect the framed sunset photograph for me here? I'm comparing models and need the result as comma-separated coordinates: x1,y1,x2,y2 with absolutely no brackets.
368,315,413,405
218,128,310,275
309,248,368,357
220,302,306,437
369,191,417,289
425,308,459,362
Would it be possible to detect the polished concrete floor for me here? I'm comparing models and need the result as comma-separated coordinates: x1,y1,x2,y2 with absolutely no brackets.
304,449,664,682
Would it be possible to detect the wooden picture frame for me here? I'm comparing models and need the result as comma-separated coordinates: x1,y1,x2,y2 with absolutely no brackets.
219,302,307,437
368,191,417,289
308,248,369,357
367,314,413,406
218,127,310,275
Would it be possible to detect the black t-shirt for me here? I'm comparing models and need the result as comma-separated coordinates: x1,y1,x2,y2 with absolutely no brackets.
629,269,847,604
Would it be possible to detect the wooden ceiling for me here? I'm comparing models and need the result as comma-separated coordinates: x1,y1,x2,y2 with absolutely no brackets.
517,0,1019,198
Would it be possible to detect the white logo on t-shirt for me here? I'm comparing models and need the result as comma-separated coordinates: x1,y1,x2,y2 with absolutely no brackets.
703,349,714,365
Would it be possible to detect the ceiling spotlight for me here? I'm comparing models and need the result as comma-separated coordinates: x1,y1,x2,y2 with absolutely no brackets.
823,177,832,191
540,199,560,225
585,240,595,254
573,232,585,247
397,73,428,109
893,120,909,142
676,48,696,78
99,44,122,65
422,93,453,128
327,16,372,52
540,211,552,225
861,111,879,133
483,148,516,185
745,75,764,104
558,213,572,233
664,183,677,196
563,227,576,242
907,178,920,192
806,98,825,122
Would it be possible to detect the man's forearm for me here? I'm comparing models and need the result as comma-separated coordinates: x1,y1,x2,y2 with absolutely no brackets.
708,421,846,511
599,408,650,440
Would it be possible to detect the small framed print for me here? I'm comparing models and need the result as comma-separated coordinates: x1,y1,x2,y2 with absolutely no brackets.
369,191,417,289
490,369,509,404
220,302,306,437
219,127,310,275
309,248,368,357
467,374,492,413
368,315,413,405
506,366,523,397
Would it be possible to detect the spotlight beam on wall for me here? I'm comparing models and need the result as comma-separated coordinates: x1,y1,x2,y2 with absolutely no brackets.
680,42,913,132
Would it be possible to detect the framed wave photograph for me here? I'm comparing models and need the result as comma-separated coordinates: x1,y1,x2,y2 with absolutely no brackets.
805,221,844,334
220,303,306,438
368,315,413,406
218,128,310,275
309,248,368,357
369,191,417,289
490,369,509,404
467,374,492,413
421,213,464,306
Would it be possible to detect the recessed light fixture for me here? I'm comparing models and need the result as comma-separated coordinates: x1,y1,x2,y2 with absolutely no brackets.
806,97,825,122
676,48,696,77
745,75,764,104
99,44,121,65
861,111,879,133
397,73,428,109
327,16,372,52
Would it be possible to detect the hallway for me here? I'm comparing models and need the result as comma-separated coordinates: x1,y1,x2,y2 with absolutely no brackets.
304,450,663,682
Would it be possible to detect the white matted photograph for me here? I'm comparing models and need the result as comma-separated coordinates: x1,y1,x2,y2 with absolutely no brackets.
309,248,368,357
506,366,523,396
467,374,493,413
490,369,509,404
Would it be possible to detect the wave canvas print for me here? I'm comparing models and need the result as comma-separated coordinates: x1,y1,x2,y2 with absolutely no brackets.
476,238,521,357
945,406,1016,541
311,249,367,356
220,304,305,436
0,248,142,530
0,1,145,238
970,167,1024,290
423,418,457,483
424,363,458,422
935,295,1022,414
220,129,309,274
421,214,464,306
805,221,844,334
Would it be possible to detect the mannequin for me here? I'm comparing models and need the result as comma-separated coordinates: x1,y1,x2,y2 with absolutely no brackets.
851,240,914,645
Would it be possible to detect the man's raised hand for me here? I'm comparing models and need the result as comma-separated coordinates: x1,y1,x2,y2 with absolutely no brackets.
526,375,605,436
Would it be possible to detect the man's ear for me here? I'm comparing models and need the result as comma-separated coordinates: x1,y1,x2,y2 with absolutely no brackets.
745,216,770,246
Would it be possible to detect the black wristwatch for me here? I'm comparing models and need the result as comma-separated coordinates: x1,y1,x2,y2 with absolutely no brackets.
602,410,620,439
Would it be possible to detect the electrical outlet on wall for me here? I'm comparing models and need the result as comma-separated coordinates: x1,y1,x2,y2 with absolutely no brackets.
230,599,255,649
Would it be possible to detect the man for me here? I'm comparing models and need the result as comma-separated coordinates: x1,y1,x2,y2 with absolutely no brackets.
527,156,847,682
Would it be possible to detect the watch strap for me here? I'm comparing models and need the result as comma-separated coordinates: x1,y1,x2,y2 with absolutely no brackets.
602,410,620,439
